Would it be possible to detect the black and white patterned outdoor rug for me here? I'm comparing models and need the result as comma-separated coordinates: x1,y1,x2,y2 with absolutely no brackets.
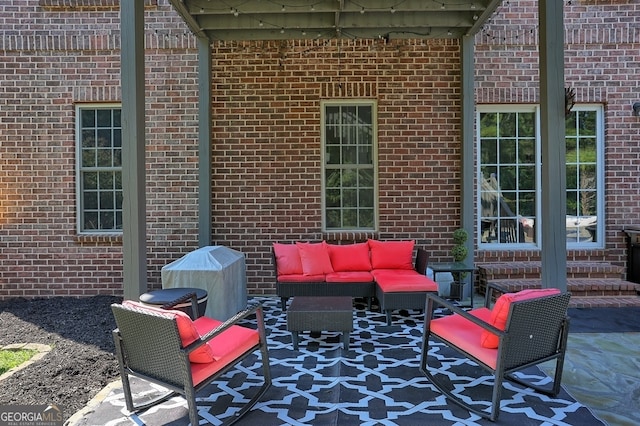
74,297,604,426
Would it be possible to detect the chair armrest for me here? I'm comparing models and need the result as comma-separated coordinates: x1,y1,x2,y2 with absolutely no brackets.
483,282,510,309
425,293,504,337
185,301,265,352
162,291,201,318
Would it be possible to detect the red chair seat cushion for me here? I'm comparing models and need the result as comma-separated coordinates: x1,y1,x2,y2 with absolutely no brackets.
190,316,260,386
325,271,374,283
430,307,498,369
327,242,372,272
296,242,334,276
372,270,438,292
122,300,216,363
480,288,562,349
273,243,303,276
368,239,415,270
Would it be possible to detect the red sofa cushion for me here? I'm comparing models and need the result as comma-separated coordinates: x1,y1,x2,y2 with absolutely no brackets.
372,270,438,292
368,239,415,270
273,243,303,276
296,241,334,276
327,242,372,272
480,288,562,349
122,300,216,363
325,271,374,283
276,273,326,283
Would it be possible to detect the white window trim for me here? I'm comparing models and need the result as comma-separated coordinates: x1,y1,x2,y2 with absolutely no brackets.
320,99,379,232
476,104,604,250
75,103,123,235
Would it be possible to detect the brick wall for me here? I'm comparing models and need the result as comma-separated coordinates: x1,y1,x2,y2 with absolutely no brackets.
0,0,201,298
2,0,639,298
474,0,640,268
209,39,463,294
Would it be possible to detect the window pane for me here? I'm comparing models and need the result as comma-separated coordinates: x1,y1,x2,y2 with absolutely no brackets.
326,209,340,228
97,149,112,167
81,109,95,127
84,190,98,209
83,212,98,230
359,209,374,228
359,169,374,187
100,191,114,210
499,139,516,164
359,188,374,208
326,169,340,188
480,113,497,137
499,113,517,137
342,209,357,228
518,113,535,137
83,172,97,190
480,139,498,164
342,145,357,164
97,109,111,127
343,189,357,207
342,169,356,187
518,166,535,190
518,139,535,163
326,189,340,208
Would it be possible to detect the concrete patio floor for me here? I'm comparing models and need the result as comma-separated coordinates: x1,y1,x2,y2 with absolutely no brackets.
540,332,640,426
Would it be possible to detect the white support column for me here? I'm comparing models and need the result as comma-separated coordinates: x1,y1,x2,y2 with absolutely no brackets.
198,37,212,247
539,0,567,291
121,0,147,299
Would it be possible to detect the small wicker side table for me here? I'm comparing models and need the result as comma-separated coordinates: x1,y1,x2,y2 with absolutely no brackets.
287,296,354,350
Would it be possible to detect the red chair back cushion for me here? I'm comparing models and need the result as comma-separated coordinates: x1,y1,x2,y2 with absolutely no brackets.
480,288,562,348
122,300,216,363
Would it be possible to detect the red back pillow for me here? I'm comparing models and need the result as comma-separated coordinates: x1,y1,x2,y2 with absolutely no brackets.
122,300,216,363
296,241,334,276
327,242,372,272
368,239,415,270
273,243,303,275
480,288,562,349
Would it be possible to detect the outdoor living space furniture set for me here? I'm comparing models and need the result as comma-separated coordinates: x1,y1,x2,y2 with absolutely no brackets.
273,239,438,325
108,250,572,424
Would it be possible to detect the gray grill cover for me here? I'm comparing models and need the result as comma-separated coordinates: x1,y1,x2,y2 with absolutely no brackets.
161,246,247,321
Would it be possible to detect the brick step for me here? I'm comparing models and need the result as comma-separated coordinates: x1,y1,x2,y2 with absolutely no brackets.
487,278,640,297
482,278,640,308
476,261,626,294
568,296,640,309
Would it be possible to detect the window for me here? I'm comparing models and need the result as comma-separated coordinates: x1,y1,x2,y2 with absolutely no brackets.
477,105,603,249
76,105,123,233
322,101,377,231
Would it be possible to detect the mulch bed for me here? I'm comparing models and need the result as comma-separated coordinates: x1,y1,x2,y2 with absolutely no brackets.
0,295,122,421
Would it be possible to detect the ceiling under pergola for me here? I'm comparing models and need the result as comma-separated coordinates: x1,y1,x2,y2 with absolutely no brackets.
169,0,503,41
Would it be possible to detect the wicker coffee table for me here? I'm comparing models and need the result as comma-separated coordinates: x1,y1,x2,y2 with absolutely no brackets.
287,296,354,350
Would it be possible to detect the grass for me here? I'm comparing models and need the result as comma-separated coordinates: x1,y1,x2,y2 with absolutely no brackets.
0,349,37,375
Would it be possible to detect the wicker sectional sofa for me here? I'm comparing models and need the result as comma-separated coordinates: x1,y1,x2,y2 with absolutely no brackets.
273,240,438,325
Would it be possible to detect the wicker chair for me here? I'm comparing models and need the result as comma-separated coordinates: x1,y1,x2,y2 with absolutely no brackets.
111,294,271,426
420,283,570,421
